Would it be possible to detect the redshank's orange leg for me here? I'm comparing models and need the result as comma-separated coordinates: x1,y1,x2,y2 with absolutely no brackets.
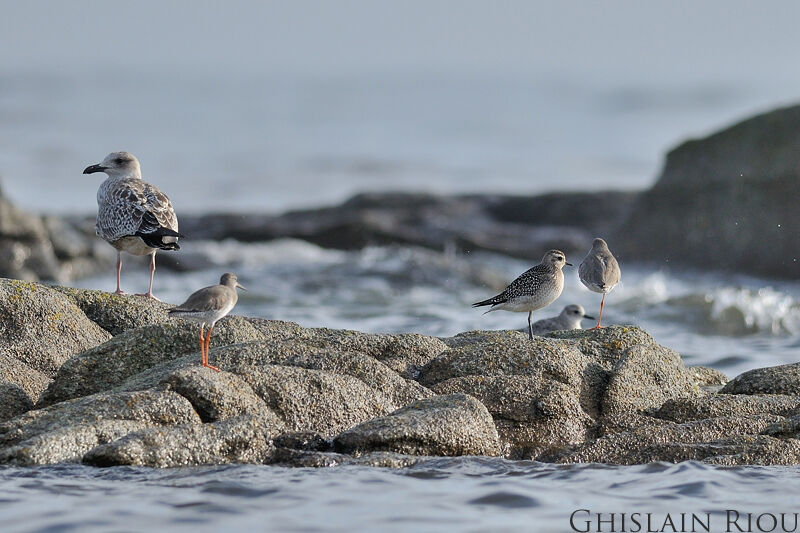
588,293,606,330
199,326,206,366
202,325,220,372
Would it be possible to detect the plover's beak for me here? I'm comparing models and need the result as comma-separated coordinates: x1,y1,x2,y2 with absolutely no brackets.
236,282,247,291
584,315,596,320
83,164,107,174
565,261,573,266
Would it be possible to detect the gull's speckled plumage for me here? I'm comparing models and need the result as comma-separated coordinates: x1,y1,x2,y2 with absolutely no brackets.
169,273,246,372
473,249,571,339
85,151,182,298
579,237,621,328
530,304,594,335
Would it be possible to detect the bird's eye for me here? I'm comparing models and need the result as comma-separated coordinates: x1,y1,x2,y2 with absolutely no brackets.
114,158,125,165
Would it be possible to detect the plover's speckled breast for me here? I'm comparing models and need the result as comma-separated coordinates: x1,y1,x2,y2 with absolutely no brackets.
473,249,571,339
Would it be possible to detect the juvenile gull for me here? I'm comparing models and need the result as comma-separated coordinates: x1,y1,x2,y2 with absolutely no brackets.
472,249,572,340
530,304,595,335
84,151,182,299
168,273,246,372
579,237,621,329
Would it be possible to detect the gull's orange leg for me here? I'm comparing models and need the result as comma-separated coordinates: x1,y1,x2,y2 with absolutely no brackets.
202,325,220,372
588,293,606,330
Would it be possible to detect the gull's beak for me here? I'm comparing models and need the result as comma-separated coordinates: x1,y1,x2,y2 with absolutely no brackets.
236,282,247,291
565,261,573,266
83,164,107,174
583,315,596,320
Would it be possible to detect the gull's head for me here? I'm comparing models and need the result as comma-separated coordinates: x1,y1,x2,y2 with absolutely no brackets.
543,249,571,269
83,151,141,179
220,272,247,291
561,304,594,321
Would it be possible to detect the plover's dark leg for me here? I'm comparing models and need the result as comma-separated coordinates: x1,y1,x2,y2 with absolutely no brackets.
115,252,125,295
528,311,533,340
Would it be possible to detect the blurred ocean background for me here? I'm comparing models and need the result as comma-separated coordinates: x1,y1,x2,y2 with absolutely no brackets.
2,1,800,531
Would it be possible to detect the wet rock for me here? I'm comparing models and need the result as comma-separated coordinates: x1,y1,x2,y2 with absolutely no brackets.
615,104,800,279
84,413,284,467
273,431,331,452
174,192,606,261
270,448,426,468
0,383,34,422
547,414,784,465
334,394,502,457
721,363,800,396
0,278,111,376
0,389,200,465
37,317,290,407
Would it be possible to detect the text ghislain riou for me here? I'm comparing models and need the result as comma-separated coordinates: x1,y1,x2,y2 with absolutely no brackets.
570,509,800,533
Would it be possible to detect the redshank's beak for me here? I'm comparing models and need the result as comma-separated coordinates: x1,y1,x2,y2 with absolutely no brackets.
236,282,247,291
83,164,107,174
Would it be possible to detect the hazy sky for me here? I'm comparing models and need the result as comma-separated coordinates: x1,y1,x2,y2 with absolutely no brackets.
2,0,800,83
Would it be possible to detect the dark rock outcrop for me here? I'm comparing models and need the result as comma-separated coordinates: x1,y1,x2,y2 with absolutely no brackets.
721,363,800,396
615,104,800,278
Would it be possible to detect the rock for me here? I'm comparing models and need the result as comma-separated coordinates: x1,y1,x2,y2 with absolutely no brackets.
37,317,292,407
52,286,173,335
484,191,638,236
547,414,784,465
239,365,394,435
300,328,448,381
162,367,270,423
687,365,729,388
273,431,331,452
760,414,800,438
84,413,283,467
172,191,609,261
0,382,34,421
270,448,426,468
0,278,111,376
334,394,501,457
721,363,800,396
0,388,200,465
615,104,800,279
657,394,800,423
0,353,52,404
0,188,62,281
601,344,697,416
432,376,591,458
